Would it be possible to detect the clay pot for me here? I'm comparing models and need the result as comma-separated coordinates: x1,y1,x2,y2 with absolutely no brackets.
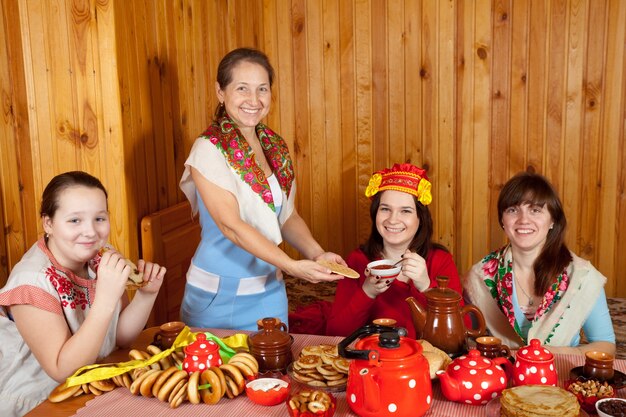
152,321,185,349
248,317,293,373
475,336,511,360
583,351,614,381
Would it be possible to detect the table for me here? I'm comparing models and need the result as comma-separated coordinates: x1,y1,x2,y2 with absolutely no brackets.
26,328,626,417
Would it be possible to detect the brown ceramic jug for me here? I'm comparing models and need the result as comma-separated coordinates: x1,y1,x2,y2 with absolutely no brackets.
247,317,293,373
406,276,486,356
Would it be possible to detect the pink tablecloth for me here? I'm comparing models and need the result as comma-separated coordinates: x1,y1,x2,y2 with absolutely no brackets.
72,330,625,417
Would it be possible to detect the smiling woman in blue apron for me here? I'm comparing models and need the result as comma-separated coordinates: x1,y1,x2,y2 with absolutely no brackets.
179,48,345,331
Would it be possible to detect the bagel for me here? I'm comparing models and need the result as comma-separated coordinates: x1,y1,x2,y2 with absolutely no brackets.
111,374,124,387
121,372,132,389
139,369,163,397
169,381,188,408
48,382,82,403
151,365,179,397
81,383,90,394
156,369,188,402
128,349,147,361
187,371,201,404
146,344,172,370
228,359,255,379
130,368,160,395
199,369,222,404
90,379,115,392
99,246,146,289
230,352,259,374
219,364,245,393
88,385,103,396
223,375,238,399
168,378,187,404
209,366,227,398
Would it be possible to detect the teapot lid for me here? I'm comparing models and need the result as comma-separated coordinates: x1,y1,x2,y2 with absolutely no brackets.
356,332,422,359
184,333,219,356
423,276,461,302
248,318,291,348
516,338,553,361
451,349,494,370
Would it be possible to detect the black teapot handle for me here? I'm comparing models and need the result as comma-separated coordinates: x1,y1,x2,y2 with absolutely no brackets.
338,324,407,360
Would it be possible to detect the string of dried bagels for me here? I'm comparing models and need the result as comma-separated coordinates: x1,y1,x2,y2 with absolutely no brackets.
48,344,259,409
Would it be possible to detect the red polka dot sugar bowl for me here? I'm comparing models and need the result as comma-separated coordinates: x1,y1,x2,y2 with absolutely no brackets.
436,349,513,405
182,333,223,373
338,324,432,417
512,338,558,386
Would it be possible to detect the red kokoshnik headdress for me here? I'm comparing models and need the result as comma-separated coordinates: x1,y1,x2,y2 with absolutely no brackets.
365,163,432,206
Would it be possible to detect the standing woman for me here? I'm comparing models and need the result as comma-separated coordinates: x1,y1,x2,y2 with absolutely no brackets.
463,172,615,355
0,171,166,416
179,48,344,331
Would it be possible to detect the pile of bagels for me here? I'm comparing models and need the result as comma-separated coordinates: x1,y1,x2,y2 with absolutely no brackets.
48,344,259,409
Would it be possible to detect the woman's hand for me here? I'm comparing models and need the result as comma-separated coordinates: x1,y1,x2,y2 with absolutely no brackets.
95,249,131,305
398,249,430,292
313,251,348,266
362,268,393,299
135,260,166,294
289,259,344,283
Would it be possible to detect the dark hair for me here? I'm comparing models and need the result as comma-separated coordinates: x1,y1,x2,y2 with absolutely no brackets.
497,172,572,295
40,171,108,218
361,191,448,260
213,48,275,121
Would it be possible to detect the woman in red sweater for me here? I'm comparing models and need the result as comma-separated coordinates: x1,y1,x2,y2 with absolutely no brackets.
325,163,463,338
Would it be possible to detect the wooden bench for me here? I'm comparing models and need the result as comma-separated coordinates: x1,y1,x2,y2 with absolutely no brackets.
141,201,200,326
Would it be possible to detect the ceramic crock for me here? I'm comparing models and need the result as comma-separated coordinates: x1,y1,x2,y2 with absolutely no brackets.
338,324,432,417
513,338,557,386
437,349,512,405
247,317,293,373
182,332,222,373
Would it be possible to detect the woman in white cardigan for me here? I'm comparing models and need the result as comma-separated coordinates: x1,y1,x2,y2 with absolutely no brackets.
463,172,615,356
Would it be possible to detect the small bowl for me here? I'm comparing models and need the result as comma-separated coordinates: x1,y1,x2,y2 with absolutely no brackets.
596,397,626,417
367,259,401,280
286,389,336,417
245,377,290,406
566,378,615,413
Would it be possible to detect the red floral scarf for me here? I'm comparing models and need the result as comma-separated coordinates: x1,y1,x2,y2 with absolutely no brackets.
479,245,570,343
201,115,294,212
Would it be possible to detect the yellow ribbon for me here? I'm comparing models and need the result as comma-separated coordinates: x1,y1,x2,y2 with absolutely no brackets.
65,327,249,387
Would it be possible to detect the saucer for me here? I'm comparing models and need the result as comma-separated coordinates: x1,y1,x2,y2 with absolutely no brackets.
569,366,626,389
485,397,590,417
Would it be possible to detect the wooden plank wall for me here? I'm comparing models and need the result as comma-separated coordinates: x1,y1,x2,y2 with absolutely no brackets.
1,0,625,298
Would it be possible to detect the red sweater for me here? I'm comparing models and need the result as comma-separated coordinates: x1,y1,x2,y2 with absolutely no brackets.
325,248,464,339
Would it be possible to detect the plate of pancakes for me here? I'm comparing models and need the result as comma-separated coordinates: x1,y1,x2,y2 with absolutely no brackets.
287,344,349,392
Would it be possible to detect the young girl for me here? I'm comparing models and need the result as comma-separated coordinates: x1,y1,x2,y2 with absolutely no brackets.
0,171,166,416
325,163,464,338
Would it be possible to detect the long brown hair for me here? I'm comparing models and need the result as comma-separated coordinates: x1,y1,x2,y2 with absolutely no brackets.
497,172,572,295
213,48,275,121
361,191,448,260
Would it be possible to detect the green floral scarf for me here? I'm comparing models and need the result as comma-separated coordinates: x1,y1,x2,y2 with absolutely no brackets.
479,245,570,343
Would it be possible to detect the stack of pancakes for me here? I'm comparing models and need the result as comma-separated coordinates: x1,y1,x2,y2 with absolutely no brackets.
500,385,580,417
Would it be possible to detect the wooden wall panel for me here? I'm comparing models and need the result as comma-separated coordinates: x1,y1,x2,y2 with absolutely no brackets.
2,0,626,302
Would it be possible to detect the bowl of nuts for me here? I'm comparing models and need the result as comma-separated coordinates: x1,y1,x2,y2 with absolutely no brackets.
566,378,615,413
286,389,336,417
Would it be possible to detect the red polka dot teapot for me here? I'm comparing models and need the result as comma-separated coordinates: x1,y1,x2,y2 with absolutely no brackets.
512,338,558,386
338,324,432,417
437,349,513,405
182,333,223,374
